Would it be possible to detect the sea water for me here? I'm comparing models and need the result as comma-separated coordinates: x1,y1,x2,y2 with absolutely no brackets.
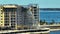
40,10,60,34
40,10,60,23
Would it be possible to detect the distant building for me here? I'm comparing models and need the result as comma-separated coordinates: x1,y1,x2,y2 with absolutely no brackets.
0,4,39,30
29,4,39,27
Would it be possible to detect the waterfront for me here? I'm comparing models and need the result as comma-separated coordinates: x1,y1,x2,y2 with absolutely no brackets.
40,9,60,34
40,10,60,23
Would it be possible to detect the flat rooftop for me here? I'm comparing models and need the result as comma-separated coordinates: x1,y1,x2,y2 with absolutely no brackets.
3,5,17,8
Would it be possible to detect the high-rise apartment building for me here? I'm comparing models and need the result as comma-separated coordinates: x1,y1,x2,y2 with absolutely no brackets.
0,6,4,27
1,5,17,29
0,4,39,30
29,4,39,27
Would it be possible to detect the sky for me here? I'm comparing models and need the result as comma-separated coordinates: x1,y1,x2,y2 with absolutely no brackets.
0,0,60,8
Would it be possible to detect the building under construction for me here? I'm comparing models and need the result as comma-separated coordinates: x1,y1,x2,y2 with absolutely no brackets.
0,4,39,30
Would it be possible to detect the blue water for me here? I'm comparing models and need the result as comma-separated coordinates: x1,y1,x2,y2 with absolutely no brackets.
50,31,60,34
40,10,60,23
40,10,60,34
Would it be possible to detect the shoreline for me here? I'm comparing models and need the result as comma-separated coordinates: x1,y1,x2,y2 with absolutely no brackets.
50,29,60,31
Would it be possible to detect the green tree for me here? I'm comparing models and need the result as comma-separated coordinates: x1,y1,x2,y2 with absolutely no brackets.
50,20,55,25
40,20,48,25
43,20,48,25
40,20,43,25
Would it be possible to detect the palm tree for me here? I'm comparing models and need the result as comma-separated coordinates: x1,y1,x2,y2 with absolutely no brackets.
40,20,48,25
43,20,48,25
50,20,55,25
40,20,43,25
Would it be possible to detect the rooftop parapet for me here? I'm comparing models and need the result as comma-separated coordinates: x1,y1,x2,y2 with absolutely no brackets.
3,5,17,8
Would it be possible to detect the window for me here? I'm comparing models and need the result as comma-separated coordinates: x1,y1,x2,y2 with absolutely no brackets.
11,18,15,19
5,18,9,20
4,24,9,26
33,7,37,8
11,24,15,25
34,11,37,14
5,21,9,23
1,18,3,20
5,15,9,17
1,16,2,17
5,12,9,14
11,18,15,20
35,16,38,19
1,21,3,23
11,26,15,28
11,12,16,14
34,15,37,16
11,21,15,23
1,24,3,25
1,11,3,14
11,15,15,17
